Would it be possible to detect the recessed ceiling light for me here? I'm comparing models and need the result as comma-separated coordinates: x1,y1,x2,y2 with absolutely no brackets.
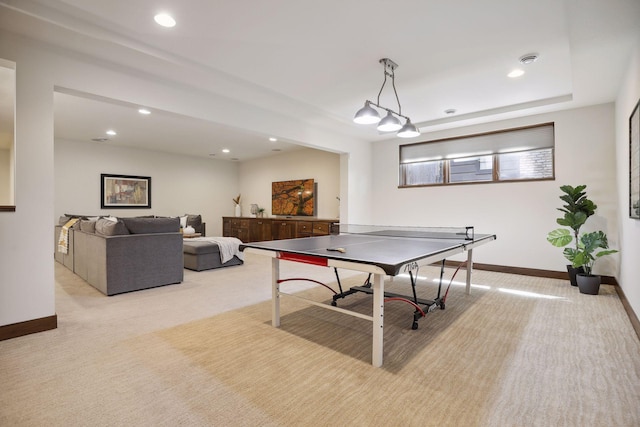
154,13,176,28
444,108,457,115
106,130,117,136
222,148,230,153
508,69,525,78
519,53,539,65
138,108,151,115
269,137,278,142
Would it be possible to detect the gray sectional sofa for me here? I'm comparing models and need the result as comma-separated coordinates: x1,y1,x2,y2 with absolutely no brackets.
55,216,184,296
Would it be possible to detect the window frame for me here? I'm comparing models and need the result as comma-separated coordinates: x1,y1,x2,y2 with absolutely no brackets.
398,123,555,188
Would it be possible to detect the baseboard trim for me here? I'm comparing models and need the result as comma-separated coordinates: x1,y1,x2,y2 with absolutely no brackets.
615,286,640,341
445,261,618,285
0,315,57,341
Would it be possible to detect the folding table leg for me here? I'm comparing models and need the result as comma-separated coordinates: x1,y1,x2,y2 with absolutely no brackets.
272,257,280,327
466,248,473,295
372,273,385,367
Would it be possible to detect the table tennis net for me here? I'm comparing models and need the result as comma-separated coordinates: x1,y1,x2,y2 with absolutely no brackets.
337,225,475,240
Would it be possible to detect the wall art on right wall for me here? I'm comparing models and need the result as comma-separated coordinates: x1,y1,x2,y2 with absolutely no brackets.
630,99,640,219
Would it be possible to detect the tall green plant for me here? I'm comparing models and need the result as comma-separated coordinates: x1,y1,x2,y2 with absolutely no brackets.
563,231,617,276
547,185,597,258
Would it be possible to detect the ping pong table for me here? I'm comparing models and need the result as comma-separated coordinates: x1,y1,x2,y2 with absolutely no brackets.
240,225,496,367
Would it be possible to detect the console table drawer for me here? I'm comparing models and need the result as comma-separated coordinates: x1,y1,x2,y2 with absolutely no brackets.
222,217,338,241
312,222,330,235
297,221,313,236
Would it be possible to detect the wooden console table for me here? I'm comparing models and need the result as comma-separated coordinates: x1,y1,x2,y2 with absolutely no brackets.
222,217,339,242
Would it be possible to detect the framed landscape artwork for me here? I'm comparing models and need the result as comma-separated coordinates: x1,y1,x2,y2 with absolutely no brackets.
101,174,151,209
630,99,640,219
272,178,315,216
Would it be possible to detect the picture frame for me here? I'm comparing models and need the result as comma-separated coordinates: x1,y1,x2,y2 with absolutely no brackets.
271,178,315,216
101,174,151,209
630,99,640,219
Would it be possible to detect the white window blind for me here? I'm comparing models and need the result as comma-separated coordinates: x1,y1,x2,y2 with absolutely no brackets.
400,123,554,164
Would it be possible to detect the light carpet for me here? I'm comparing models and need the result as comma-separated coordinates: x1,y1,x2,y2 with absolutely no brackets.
1,254,639,426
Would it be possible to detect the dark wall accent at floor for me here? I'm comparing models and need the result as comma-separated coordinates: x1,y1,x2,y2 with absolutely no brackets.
615,286,640,342
0,315,57,341
449,261,618,285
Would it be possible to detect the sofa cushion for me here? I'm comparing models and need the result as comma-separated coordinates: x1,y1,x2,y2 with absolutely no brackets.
183,241,220,255
80,219,97,233
122,217,179,234
95,218,130,236
185,214,203,232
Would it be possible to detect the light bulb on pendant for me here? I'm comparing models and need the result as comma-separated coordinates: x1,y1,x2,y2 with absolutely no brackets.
397,119,420,138
377,111,402,132
353,101,381,124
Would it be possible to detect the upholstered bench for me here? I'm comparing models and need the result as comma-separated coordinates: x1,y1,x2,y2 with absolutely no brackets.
183,240,244,271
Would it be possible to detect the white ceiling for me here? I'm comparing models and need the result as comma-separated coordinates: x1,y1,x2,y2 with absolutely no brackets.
53,90,302,161
1,0,639,160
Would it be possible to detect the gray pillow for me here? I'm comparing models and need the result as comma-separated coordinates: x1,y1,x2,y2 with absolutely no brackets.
121,217,179,234
186,214,203,233
95,218,130,236
80,220,97,233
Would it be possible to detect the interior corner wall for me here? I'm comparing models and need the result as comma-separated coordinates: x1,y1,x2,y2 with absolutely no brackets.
615,38,640,320
237,148,341,219
54,140,238,236
371,103,618,275
0,49,55,327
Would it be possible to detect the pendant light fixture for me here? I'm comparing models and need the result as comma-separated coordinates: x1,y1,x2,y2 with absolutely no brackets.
353,58,420,138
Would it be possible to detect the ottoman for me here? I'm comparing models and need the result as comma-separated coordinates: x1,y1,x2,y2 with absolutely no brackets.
183,240,244,271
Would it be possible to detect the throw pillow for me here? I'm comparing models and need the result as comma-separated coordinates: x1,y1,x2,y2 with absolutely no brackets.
95,218,130,236
179,215,188,228
185,214,203,233
80,219,97,233
121,217,179,234
64,213,88,219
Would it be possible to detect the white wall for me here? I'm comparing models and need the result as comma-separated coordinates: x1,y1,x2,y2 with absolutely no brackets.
238,148,341,219
0,46,55,326
0,30,369,328
0,148,9,204
615,38,640,319
54,140,238,236
371,103,618,275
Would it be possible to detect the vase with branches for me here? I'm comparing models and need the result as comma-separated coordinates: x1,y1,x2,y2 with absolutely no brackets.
233,194,241,217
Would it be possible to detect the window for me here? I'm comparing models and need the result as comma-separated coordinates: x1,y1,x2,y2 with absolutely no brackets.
399,123,554,187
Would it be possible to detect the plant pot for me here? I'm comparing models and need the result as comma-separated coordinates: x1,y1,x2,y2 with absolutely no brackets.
566,265,585,287
576,273,601,295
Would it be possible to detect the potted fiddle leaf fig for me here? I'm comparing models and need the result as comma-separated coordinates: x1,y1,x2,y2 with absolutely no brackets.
563,231,618,295
546,185,597,285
